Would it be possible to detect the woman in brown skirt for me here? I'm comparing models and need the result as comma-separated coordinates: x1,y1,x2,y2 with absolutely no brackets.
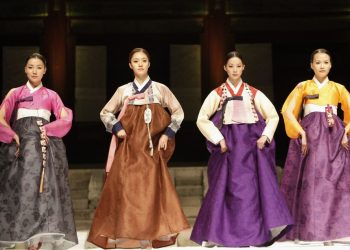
87,48,190,249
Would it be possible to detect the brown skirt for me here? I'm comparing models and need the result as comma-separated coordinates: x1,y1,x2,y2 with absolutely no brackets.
87,103,189,248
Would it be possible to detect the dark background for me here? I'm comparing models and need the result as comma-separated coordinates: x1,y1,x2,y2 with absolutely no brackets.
1,0,350,168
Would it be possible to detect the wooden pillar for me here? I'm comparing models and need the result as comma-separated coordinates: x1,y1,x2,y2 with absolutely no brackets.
41,0,74,107
201,0,234,98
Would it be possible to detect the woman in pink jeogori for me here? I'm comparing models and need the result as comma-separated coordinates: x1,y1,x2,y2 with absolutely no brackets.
0,53,77,250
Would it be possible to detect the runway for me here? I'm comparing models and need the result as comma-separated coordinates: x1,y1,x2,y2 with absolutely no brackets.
71,230,350,250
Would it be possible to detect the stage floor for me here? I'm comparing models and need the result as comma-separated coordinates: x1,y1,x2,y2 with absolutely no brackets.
72,230,350,250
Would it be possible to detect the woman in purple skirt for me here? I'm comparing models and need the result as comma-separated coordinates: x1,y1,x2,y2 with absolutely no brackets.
281,48,350,245
190,51,293,247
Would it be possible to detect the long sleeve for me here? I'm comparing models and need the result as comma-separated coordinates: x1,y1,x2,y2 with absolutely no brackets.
196,90,223,145
159,84,184,137
0,89,17,143
0,109,16,143
100,87,124,133
254,91,279,141
281,83,305,139
338,84,350,134
43,91,73,138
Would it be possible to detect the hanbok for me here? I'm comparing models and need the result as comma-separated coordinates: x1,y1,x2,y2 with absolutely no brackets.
87,80,190,249
0,83,77,249
191,81,293,247
281,79,350,241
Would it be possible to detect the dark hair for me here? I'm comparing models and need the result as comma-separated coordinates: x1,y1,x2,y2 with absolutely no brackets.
25,53,47,67
128,48,151,62
310,48,332,63
225,51,244,65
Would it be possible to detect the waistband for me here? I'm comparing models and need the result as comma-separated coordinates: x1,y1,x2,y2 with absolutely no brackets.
303,104,337,117
17,108,51,122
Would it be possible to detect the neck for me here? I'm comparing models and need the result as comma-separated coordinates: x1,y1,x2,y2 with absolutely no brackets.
135,75,148,84
314,76,327,83
28,81,41,88
229,78,241,87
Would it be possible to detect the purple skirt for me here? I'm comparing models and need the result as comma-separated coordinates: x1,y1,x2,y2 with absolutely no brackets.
190,112,293,247
281,112,350,241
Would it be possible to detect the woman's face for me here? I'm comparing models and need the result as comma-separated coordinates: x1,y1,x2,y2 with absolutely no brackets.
311,52,331,81
24,58,46,87
129,51,150,78
224,57,245,83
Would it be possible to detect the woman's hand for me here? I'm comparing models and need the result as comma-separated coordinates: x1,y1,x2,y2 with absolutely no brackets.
116,129,127,139
158,134,169,151
300,131,308,156
13,133,20,157
257,135,268,150
341,132,349,151
219,139,228,153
